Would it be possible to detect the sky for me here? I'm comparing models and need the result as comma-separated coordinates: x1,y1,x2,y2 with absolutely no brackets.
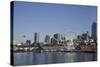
13,1,97,43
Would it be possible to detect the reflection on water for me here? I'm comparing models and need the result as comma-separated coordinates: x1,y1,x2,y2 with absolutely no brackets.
14,52,97,66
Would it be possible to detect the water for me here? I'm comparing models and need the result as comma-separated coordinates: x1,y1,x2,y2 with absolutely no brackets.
14,52,97,66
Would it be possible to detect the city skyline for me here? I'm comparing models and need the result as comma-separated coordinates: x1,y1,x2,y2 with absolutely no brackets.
13,1,97,43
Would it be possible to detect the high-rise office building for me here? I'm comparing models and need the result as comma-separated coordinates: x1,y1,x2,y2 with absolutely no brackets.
45,35,51,44
91,22,97,41
53,33,61,44
82,31,90,40
34,32,39,43
53,33,61,40
51,37,57,45
61,35,66,40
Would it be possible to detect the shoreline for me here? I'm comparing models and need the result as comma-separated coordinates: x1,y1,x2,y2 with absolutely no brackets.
13,50,97,53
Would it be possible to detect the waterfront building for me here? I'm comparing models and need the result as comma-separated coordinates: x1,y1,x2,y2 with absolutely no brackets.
60,35,66,45
53,33,61,44
51,37,58,45
54,33,61,40
61,36,66,41
34,32,39,43
26,40,31,45
82,31,90,41
91,22,97,41
45,35,51,44
77,35,82,40
52,33,67,45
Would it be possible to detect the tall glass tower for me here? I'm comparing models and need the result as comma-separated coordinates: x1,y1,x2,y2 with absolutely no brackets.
34,32,39,43
92,22,97,41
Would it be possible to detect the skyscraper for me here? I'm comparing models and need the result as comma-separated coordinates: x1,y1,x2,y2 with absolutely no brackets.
51,37,58,45
53,33,61,44
91,22,97,41
53,33,61,40
82,31,90,40
45,35,51,44
34,32,39,43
